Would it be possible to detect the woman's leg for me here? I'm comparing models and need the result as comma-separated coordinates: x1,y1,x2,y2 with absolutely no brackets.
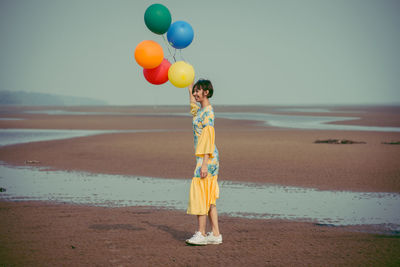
197,215,207,236
208,204,220,236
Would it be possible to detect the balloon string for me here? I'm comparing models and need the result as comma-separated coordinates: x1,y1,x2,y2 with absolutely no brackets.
173,48,177,62
162,35,176,63
179,49,186,62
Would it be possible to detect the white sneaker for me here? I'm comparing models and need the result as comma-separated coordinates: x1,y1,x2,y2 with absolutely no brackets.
206,232,222,244
186,231,207,245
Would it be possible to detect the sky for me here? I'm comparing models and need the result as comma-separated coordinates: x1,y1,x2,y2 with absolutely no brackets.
0,0,399,106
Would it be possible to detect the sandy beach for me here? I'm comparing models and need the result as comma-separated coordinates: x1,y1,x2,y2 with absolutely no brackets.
1,105,400,266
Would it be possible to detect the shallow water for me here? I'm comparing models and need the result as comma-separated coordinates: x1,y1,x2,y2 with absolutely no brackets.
0,128,171,147
0,118,24,120
24,109,400,132
0,164,399,232
217,112,400,132
274,107,362,113
26,110,131,116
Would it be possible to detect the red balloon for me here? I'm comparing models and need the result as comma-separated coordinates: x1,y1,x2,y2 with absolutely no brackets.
143,58,171,85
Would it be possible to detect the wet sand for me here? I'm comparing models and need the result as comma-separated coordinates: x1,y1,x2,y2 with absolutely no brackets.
1,106,399,192
1,105,400,265
1,201,399,266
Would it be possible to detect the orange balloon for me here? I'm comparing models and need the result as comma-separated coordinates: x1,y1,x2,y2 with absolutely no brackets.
134,40,164,69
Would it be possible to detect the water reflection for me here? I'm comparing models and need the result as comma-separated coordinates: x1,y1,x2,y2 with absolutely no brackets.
1,164,399,231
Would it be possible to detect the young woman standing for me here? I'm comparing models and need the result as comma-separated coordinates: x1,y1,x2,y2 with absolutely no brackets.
185,79,222,245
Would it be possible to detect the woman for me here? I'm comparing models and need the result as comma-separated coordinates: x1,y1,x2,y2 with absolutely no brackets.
185,79,222,245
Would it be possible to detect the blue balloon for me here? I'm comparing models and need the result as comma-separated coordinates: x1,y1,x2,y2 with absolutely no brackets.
167,21,194,49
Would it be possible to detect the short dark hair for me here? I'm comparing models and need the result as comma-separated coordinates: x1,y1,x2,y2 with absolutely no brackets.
193,79,214,98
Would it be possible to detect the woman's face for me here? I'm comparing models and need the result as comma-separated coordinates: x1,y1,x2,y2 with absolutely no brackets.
192,86,208,102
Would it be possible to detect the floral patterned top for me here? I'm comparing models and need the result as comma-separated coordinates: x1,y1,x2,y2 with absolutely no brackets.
190,102,219,178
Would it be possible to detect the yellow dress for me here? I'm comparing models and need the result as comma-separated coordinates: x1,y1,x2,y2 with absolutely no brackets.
187,103,220,215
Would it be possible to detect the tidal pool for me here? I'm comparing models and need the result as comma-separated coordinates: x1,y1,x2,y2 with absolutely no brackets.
1,164,399,232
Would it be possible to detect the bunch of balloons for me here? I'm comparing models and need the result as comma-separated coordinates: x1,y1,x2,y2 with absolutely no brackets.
134,4,195,88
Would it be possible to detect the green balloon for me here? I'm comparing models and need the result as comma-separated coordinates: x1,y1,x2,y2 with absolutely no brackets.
144,4,171,35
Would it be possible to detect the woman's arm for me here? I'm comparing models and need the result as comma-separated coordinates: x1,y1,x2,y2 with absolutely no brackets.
188,82,196,104
200,154,210,178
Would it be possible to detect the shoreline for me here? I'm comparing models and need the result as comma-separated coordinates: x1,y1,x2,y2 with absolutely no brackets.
1,104,400,127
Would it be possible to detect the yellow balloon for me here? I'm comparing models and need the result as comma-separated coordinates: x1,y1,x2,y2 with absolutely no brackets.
168,61,195,88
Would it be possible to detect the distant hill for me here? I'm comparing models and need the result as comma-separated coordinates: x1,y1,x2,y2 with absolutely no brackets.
0,90,107,106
